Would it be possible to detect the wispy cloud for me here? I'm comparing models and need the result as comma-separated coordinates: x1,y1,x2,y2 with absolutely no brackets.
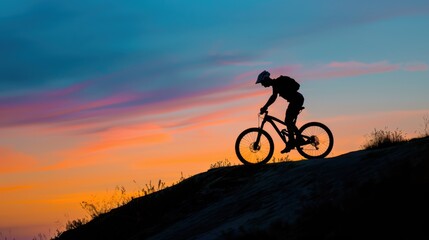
0,71,262,133
299,61,400,80
0,84,144,128
2,59,425,135
402,63,429,72
76,124,171,153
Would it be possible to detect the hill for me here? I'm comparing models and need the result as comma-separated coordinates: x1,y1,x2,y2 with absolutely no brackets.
55,137,429,240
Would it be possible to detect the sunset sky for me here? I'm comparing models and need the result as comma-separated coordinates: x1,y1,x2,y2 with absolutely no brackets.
1,0,429,239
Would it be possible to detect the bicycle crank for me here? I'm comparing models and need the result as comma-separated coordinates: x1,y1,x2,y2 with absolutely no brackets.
310,136,320,149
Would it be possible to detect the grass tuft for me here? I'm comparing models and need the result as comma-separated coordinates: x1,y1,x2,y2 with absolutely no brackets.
420,115,429,137
270,156,292,163
362,127,407,150
210,159,233,169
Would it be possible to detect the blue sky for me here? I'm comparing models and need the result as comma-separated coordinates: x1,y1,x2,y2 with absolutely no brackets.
1,1,429,239
2,0,427,93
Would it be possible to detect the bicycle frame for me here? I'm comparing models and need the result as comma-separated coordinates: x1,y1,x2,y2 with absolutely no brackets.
256,112,290,144
255,111,313,149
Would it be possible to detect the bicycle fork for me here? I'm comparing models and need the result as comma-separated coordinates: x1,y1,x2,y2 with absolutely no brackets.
253,117,268,151
253,130,263,151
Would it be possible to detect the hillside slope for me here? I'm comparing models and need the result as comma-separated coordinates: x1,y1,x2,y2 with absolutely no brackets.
56,137,429,240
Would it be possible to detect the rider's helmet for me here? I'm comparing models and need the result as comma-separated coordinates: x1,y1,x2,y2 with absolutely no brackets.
256,70,270,84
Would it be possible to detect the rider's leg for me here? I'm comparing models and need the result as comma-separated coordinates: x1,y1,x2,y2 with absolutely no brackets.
281,109,299,153
281,93,304,154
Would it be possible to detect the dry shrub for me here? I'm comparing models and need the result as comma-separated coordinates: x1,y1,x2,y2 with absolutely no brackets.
362,127,407,150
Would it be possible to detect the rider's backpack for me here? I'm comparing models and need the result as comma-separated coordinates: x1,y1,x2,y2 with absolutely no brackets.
278,75,300,92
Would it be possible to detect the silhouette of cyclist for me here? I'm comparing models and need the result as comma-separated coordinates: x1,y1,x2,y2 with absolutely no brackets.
256,70,304,153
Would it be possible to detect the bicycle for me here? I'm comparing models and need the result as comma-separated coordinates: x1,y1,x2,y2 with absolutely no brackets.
235,108,334,165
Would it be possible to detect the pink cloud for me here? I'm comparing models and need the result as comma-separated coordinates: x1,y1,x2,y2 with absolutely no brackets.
162,103,251,131
1,60,416,137
6,60,410,136
270,65,302,78
402,63,429,72
0,81,147,129
134,82,262,117
78,123,171,153
0,81,264,168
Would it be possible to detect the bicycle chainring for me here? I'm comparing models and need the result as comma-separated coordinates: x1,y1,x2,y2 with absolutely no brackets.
310,136,320,149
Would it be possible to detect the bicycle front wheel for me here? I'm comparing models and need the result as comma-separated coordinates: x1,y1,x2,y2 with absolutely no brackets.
297,122,334,159
235,128,274,165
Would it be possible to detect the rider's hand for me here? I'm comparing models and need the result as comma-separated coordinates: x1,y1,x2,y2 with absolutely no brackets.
260,107,267,115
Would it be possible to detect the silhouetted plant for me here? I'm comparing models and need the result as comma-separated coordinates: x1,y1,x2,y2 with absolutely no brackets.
32,233,48,240
51,229,64,240
210,158,232,169
142,179,166,196
362,127,407,150
80,201,101,219
420,115,429,137
270,156,291,163
65,218,88,231
54,176,181,238
1,231,15,240
173,172,187,185
80,185,132,219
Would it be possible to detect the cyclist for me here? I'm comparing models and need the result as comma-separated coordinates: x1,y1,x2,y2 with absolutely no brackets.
256,70,304,153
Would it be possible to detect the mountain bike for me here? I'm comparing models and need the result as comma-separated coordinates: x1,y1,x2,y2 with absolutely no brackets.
235,108,334,165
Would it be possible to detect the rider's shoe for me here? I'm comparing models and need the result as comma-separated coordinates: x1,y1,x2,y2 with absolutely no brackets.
281,145,294,154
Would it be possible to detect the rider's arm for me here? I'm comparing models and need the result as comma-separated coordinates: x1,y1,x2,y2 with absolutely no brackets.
263,94,277,109
261,88,278,113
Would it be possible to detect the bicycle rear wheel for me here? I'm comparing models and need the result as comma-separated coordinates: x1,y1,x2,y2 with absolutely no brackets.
235,128,274,165
297,122,334,159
